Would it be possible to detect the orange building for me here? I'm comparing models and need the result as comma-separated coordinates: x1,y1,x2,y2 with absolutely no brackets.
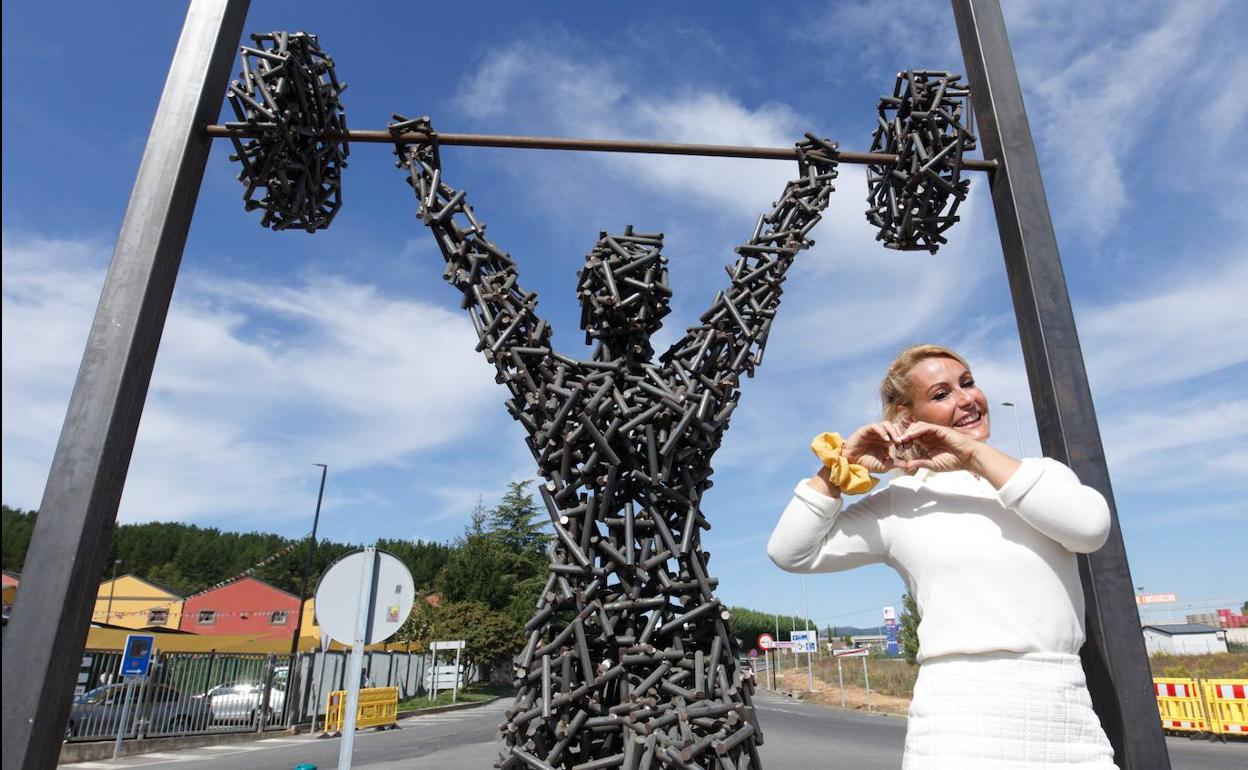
179,577,300,639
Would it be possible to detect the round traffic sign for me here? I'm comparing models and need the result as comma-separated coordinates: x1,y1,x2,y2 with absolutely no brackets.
748,648,759,658
314,549,415,646
757,633,775,650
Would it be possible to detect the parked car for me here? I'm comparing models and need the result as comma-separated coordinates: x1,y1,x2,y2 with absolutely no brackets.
201,681,286,724
66,683,209,740
736,658,754,680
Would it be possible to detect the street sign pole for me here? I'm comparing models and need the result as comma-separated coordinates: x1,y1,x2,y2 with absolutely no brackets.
453,646,461,704
837,659,845,709
111,680,136,760
338,547,379,770
801,579,814,692
862,656,871,711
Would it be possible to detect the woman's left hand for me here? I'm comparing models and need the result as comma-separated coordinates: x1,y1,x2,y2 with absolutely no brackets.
894,421,984,473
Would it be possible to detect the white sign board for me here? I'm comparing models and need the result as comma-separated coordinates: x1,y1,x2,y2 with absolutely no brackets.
882,606,896,621
790,630,818,653
431,640,465,651
314,550,416,646
1136,593,1178,605
833,647,869,658
424,664,463,689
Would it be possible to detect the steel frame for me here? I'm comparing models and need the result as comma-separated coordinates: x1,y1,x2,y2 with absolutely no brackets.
0,0,1166,767
950,1,1168,766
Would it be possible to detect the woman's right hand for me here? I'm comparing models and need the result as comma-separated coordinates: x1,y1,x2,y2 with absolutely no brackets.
842,421,905,474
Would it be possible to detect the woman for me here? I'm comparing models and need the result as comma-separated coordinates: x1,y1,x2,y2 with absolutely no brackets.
767,344,1117,769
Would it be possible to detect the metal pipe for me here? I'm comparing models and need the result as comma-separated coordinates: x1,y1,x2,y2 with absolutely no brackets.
205,124,997,170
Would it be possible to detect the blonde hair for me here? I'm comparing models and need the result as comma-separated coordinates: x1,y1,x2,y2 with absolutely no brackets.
880,344,970,424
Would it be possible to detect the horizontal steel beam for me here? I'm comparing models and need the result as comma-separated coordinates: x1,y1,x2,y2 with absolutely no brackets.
205,124,998,170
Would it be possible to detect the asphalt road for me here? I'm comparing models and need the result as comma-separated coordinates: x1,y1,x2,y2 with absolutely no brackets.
62,691,1246,769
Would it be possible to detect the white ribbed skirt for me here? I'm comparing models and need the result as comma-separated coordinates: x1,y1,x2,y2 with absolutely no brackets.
902,652,1118,770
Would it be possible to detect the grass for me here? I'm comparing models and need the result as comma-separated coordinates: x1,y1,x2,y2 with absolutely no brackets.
397,681,514,712
1149,651,1248,680
809,657,920,698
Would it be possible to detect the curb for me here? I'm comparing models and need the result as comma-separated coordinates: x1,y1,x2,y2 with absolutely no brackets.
59,726,290,764
397,695,505,719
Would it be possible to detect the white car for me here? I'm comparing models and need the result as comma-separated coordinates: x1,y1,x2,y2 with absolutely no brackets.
203,682,286,724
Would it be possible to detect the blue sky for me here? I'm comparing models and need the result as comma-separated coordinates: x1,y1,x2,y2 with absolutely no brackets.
3,1,1245,632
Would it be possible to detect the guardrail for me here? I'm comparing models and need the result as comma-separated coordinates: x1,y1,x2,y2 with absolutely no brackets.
1153,677,1248,740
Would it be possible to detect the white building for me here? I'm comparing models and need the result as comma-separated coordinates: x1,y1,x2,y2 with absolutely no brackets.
1142,623,1228,655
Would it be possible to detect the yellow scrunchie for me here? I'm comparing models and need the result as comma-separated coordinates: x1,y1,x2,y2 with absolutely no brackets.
810,432,879,494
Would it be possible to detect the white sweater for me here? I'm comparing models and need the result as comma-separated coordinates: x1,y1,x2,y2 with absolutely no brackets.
767,458,1111,662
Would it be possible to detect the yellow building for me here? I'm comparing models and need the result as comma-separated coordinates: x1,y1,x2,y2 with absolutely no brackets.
93,575,183,630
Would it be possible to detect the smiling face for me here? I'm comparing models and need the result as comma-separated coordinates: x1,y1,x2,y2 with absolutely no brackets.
897,356,991,441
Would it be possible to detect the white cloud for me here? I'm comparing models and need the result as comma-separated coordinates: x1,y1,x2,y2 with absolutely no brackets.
1078,258,1248,396
454,39,804,220
1026,1,1224,234
1,229,500,524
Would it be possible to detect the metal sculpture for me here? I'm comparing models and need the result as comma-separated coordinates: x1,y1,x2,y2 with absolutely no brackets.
866,70,976,253
224,31,348,232
392,116,840,769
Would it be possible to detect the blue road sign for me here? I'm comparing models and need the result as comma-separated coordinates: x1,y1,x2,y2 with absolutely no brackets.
119,634,155,677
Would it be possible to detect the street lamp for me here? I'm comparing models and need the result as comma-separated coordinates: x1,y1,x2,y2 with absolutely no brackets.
999,401,1027,457
104,559,121,625
289,464,328,657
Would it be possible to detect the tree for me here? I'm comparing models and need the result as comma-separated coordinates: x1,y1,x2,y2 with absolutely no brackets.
396,599,523,682
2,505,37,573
725,606,815,653
488,481,549,559
436,535,522,611
438,601,524,681
897,592,921,665
466,495,488,537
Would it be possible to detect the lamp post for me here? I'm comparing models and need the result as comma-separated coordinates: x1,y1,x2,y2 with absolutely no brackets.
999,401,1027,457
289,464,328,656
104,559,121,625
771,572,781,688
283,464,327,728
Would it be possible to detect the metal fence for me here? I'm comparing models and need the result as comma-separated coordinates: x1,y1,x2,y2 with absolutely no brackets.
67,648,450,743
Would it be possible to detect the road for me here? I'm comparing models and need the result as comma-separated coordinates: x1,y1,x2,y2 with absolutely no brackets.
63,691,1246,769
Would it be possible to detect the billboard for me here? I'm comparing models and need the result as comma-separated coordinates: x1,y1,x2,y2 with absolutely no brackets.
883,606,899,656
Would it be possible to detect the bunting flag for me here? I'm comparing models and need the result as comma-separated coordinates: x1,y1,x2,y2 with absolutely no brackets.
180,532,311,601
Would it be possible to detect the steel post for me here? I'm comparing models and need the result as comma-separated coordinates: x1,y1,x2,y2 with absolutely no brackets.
0,2,250,767
950,1,1169,767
